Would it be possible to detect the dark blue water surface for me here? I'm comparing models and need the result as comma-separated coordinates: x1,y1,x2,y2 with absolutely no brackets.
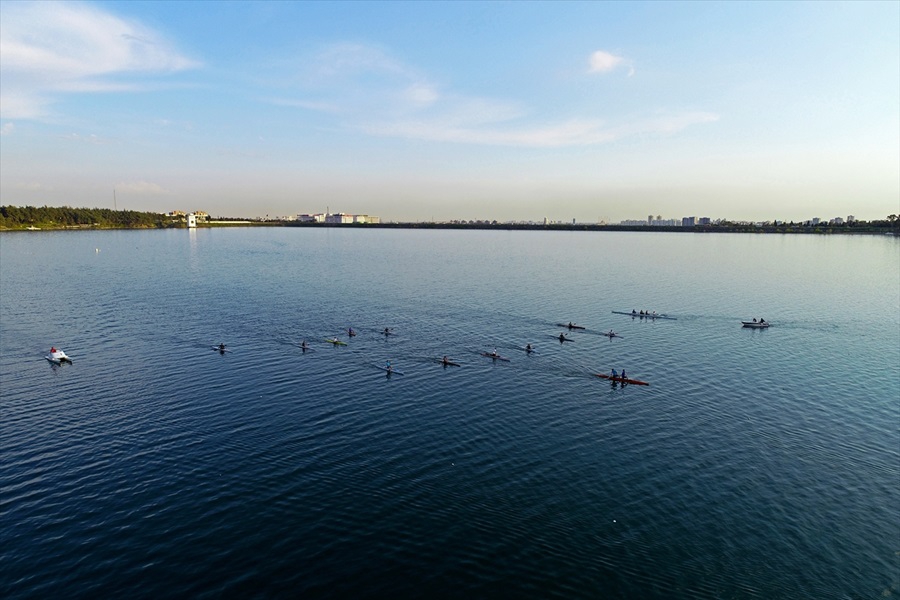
2,228,898,598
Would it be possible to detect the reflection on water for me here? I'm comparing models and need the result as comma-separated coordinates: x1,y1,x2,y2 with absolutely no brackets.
1,228,898,599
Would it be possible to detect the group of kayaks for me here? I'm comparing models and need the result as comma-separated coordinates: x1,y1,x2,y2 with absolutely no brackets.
202,319,655,385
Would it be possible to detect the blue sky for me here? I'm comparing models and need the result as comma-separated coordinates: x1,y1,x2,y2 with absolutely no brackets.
1,1,897,222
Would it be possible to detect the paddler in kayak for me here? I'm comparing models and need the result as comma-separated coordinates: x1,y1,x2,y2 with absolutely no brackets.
558,333,569,342
348,327,356,337
611,368,618,379
219,343,226,353
301,340,309,350
385,360,393,373
621,369,626,380
526,343,533,352
441,355,453,365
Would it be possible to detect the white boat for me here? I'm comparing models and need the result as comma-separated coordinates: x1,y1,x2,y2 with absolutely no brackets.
741,321,770,329
45,348,72,364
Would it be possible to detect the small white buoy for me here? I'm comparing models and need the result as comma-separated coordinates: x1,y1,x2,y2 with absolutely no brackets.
95,248,99,253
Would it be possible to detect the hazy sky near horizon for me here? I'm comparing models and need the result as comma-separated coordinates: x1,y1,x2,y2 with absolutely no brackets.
1,1,897,222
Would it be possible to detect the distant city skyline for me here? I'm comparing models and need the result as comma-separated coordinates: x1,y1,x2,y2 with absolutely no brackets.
1,1,898,222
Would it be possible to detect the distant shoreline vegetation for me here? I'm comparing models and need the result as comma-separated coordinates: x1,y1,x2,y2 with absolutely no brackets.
2,205,898,235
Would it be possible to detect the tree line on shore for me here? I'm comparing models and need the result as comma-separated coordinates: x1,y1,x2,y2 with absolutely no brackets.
0,205,176,229
2,204,898,233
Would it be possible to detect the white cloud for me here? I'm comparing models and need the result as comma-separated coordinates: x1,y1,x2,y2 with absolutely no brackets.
59,132,113,145
588,50,629,74
0,1,200,119
311,43,416,80
280,42,713,148
405,83,439,106
363,118,612,147
364,112,719,148
115,181,170,195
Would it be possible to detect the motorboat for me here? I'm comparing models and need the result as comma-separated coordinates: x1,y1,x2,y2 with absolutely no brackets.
46,348,73,364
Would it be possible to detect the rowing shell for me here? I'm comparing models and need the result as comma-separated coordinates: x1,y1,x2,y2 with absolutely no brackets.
594,373,649,386
612,311,677,320
481,352,510,362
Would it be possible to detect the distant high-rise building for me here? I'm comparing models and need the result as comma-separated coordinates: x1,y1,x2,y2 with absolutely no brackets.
847,215,856,223
682,216,696,227
699,217,711,225
648,215,653,226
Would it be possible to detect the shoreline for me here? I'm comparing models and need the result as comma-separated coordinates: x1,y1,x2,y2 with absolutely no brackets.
2,221,897,235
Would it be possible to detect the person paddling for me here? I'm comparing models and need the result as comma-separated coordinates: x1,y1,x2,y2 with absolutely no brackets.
611,368,618,379
526,343,533,352
219,343,226,352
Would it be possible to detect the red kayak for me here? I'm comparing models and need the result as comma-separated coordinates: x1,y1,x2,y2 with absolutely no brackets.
594,373,650,386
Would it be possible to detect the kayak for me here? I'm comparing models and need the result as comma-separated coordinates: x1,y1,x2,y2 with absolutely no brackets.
210,346,232,353
600,332,623,339
612,311,677,320
556,335,574,343
594,373,649,386
556,323,586,330
375,364,405,375
481,352,510,362
325,338,348,346
741,321,770,328
440,360,461,367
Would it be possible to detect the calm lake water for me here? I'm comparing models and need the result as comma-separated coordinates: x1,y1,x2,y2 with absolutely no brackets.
1,228,898,599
